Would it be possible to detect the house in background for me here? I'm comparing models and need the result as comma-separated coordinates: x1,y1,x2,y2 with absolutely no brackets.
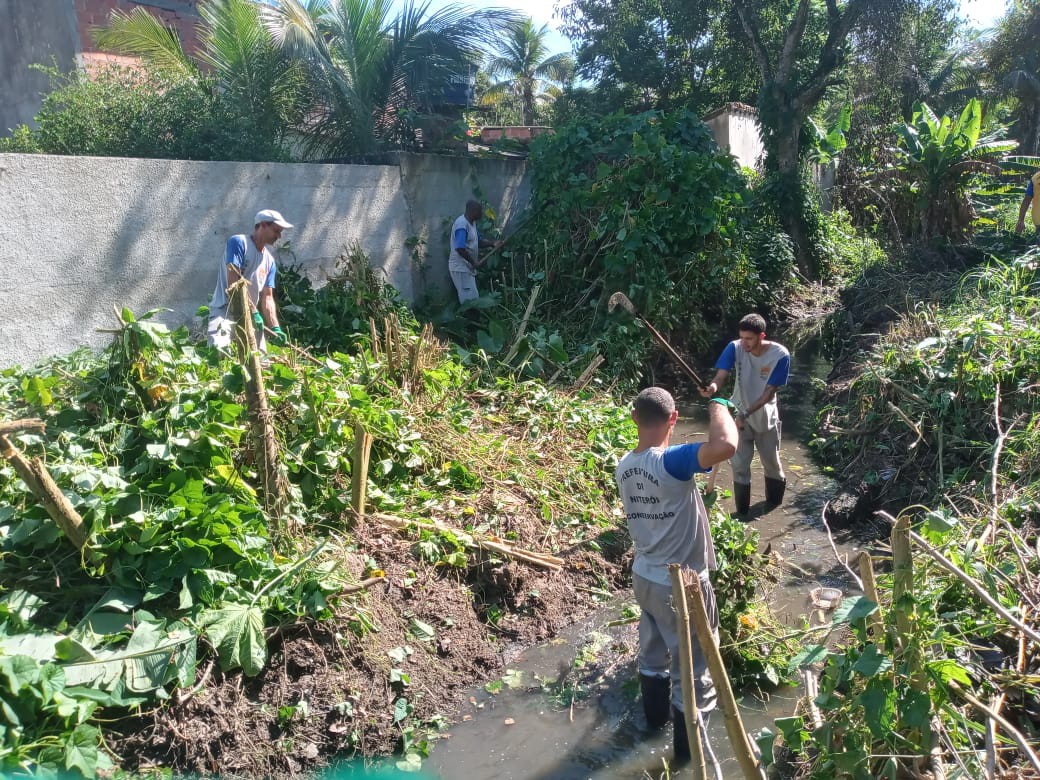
1,0,200,135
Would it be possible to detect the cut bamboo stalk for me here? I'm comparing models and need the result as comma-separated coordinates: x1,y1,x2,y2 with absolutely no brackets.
858,551,885,640
571,353,604,392
668,564,706,779
368,511,562,571
951,680,1040,777
342,575,386,594
230,278,290,523
1,435,87,549
891,514,931,753
686,574,764,779
0,419,46,436
351,424,374,520
503,284,543,364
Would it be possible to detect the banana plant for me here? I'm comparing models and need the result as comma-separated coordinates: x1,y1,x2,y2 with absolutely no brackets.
890,99,1018,240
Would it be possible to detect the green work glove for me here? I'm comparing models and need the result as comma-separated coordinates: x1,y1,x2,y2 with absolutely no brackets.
270,326,287,345
252,310,265,331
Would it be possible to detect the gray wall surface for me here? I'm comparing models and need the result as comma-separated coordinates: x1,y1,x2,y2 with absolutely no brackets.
0,152,529,368
1,0,80,134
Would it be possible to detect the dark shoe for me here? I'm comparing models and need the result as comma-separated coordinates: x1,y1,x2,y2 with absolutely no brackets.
733,481,751,515
640,674,670,729
672,706,691,765
765,477,787,506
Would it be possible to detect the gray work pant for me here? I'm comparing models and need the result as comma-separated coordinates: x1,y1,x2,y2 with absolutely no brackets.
731,421,784,485
633,572,719,714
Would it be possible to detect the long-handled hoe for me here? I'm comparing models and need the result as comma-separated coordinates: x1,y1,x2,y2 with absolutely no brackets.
607,291,721,493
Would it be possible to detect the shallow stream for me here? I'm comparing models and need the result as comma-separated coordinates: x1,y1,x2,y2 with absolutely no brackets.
358,338,865,779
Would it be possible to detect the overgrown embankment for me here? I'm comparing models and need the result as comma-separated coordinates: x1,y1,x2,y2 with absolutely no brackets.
0,300,635,775
769,250,1040,778
0,256,781,778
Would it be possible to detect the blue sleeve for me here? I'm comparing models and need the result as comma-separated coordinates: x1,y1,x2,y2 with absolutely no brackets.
453,228,469,250
265,263,276,289
224,235,246,270
768,355,790,387
1028,179,1035,197
663,443,710,481
715,342,736,371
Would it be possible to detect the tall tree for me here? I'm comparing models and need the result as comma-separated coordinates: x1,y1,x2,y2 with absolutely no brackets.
984,0,1040,155
95,0,306,156
263,0,514,155
730,0,904,276
482,18,574,126
560,0,759,115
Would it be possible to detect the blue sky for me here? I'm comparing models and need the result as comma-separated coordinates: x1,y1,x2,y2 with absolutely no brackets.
404,0,1012,59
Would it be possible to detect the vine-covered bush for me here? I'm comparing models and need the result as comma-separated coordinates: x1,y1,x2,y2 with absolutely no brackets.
478,109,770,381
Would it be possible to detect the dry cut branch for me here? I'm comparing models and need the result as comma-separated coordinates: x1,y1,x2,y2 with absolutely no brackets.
0,434,88,549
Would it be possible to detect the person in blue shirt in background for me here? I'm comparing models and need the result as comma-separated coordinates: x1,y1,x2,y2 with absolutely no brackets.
447,200,503,304
700,313,791,516
1015,169,1040,240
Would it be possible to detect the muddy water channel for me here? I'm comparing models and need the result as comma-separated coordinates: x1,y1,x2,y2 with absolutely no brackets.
421,339,864,779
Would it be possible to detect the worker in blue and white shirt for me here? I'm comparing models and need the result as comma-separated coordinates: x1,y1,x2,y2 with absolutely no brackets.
207,209,292,350
447,199,503,304
701,313,791,515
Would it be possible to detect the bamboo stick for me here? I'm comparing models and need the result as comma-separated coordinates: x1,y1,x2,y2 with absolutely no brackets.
229,277,290,523
891,515,931,753
351,424,374,520
686,575,764,780
950,681,1040,777
503,284,542,364
0,435,87,549
668,565,706,779
342,575,386,594
858,551,885,640
368,512,562,571
0,419,46,436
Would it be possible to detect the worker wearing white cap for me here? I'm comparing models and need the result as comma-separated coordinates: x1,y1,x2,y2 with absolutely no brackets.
207,209,292,350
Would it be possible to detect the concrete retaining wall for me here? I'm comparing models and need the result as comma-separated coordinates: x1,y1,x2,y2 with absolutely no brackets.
0,152,529,368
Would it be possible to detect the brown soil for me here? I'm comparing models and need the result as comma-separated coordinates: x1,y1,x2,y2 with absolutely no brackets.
108,512,632,777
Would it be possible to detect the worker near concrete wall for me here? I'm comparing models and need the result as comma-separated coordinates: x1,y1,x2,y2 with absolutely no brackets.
615,387,738,764
447,199,503,304
207,209,292,350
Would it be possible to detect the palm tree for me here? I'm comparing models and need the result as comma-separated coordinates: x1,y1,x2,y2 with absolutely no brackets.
984,2,1040,155
483,18,575,126
262,0,517,156
94,0,306,155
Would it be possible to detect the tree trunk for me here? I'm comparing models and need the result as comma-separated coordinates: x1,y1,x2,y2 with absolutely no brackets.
771,120,820,279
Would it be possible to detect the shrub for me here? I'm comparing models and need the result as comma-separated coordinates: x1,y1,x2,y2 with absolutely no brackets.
1,65,291,162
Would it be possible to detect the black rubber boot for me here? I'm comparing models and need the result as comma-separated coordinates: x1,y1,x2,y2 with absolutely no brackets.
765,476,787,506
733,481,752,515
672,706,691,766
640,674,670,729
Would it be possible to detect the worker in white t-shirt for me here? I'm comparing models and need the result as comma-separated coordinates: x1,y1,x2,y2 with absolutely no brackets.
447,199,503,304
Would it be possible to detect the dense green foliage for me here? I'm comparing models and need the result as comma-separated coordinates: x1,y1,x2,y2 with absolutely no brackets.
464,109,779,381
0,307,632,774
0,65,291,161
780,251,1040,777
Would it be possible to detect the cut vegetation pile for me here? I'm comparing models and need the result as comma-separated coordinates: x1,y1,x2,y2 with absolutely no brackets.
772,249,1040,778
0,256,780,777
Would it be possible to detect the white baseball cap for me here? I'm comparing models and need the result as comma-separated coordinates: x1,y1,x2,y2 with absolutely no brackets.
254,209,293,229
